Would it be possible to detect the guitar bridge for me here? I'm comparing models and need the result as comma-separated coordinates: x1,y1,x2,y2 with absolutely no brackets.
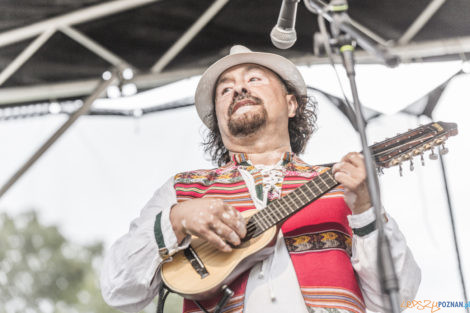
183,245,209,279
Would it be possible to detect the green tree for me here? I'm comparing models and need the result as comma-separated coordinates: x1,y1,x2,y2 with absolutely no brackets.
0,210,182,313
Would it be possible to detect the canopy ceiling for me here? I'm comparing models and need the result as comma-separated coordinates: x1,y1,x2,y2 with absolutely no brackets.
0,0,469,106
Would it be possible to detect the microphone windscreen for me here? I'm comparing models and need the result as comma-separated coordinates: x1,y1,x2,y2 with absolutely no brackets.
270,26,297,49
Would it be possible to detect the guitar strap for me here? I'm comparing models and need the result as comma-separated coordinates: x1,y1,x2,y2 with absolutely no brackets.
156,285,235,313
156,284,170,313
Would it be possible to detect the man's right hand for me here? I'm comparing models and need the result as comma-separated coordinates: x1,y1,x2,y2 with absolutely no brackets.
170,198,247,252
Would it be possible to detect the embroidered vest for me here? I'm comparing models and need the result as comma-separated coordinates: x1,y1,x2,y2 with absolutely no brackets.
173,154,365,313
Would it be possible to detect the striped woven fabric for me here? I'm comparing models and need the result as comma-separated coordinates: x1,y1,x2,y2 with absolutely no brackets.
177,153,365,313
301,287,366,313
174,154,336,209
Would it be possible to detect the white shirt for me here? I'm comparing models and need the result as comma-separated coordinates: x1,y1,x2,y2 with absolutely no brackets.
100,172,421,313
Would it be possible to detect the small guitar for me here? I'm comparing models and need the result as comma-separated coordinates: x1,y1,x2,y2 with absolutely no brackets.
161,121,458,300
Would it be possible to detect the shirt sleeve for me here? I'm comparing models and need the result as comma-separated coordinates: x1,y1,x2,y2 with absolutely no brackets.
100,177,190,313
347,207,421,312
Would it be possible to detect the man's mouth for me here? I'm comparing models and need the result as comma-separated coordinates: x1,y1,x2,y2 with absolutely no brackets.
231,99,257,115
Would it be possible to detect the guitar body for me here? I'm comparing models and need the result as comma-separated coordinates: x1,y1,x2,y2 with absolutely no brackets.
161,209,277,300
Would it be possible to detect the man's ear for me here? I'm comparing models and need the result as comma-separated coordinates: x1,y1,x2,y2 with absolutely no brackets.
286,94,298,118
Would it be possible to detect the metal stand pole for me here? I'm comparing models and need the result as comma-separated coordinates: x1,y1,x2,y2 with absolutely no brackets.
0,71,119,199
340,45,401,313
438,151,469,313
302,1,401,311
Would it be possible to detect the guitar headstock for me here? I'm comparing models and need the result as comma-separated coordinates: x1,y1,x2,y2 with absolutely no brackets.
370,121,458,175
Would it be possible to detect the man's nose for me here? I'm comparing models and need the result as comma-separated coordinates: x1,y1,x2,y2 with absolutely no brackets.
233,84,248,97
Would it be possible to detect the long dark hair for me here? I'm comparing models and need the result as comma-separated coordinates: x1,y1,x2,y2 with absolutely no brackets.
203,80,318,166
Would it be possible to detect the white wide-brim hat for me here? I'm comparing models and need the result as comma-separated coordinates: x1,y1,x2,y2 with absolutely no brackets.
194,45,307,128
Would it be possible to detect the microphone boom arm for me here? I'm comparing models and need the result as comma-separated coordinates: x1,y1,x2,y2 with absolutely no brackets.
304,0,400,67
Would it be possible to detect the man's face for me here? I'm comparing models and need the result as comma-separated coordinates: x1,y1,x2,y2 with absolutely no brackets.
214,64,297,139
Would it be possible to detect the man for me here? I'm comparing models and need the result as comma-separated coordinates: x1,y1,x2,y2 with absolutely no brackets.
100,45,421,313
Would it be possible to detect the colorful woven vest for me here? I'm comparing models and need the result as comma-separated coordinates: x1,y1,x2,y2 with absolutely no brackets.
173,154,365,313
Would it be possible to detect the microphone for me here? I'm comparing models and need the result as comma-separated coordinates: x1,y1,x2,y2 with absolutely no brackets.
270,0,300,49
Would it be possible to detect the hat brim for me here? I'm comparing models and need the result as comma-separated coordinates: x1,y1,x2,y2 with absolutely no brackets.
194,50,307,128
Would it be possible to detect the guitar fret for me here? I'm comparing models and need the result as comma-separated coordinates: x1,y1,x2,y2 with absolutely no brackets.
285,194,298,214
291,189,304,205
261,209,274,228
296,186,310,203
279,196,294,216
250,212,261,231
306,178,322,196
270,201,283,224
269,205,281,225
293,193,304,208
299,184,315,200
317,173,329,189
254,211,268,230
300,184,317,203
264,205,277,225
277,198,290,216
324,171,337,186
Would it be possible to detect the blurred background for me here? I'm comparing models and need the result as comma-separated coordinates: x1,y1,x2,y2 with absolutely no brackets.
1,0,469,312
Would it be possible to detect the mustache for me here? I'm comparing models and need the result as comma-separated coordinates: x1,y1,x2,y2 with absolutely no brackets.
228,94,263,116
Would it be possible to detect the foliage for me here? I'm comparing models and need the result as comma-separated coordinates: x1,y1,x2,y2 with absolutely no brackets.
0,210,182,313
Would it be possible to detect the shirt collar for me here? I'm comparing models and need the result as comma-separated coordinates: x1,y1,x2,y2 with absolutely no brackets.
232,151,293,167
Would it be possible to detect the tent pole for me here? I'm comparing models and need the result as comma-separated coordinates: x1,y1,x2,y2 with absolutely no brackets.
0,29,55,86
59,26,131,68
398,0,447,45
151,0,230,73
348,17,388,46
0,72,119,200
0,0,161,48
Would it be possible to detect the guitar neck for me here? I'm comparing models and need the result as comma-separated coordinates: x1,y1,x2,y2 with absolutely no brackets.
244,121,458,239
247,169,339,238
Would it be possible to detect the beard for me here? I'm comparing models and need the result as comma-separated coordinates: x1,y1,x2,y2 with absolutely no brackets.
227,94,267,137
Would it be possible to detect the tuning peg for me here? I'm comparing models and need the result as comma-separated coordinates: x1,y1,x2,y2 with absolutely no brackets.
429,147,439,160
420,153,425,166
409,159,414,171
399,163,403,177
439,143,449,155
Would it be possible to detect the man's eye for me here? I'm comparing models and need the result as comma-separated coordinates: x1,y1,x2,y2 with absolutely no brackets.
249,77,260,82
221,87,231,94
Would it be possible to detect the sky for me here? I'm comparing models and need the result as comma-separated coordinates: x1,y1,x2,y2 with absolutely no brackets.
0,61,469,311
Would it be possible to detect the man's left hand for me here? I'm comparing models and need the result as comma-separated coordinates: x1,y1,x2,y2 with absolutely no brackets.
331,152,371,215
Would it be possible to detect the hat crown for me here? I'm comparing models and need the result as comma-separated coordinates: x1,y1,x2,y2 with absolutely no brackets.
229,45,252,55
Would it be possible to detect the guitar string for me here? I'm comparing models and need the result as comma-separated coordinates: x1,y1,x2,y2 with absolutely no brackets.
261,171,336,223
244,172,335,232
244,171,337,233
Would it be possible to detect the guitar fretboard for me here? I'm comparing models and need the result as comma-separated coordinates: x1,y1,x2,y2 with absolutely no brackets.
246,169,339,238
243,121,457,239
